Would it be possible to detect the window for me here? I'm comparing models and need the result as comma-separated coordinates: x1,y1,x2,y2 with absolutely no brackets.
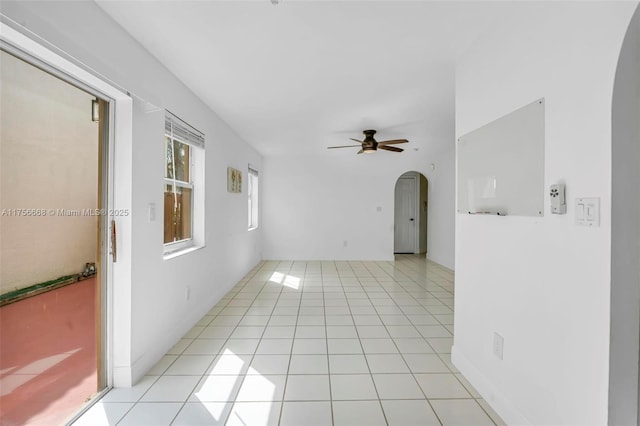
164,112,204,254
248,166,259,230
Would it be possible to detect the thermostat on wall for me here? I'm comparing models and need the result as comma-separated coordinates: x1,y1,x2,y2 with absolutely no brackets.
550,184,566,214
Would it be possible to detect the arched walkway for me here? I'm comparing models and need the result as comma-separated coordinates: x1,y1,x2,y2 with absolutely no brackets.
609,4,640,424
394,171,428,255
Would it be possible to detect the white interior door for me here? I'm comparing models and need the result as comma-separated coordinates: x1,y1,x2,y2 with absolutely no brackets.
394,177,417,253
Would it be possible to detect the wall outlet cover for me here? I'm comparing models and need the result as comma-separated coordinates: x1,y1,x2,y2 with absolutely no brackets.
493,332,504,360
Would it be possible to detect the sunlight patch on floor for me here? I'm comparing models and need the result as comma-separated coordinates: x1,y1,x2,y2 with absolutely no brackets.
269,272,301,290
0,348,81,396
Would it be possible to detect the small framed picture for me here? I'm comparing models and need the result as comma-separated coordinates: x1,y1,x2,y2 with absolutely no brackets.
227,167,242,193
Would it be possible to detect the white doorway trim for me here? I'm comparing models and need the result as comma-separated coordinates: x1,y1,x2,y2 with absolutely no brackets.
609,4,640,424
394,171,428,256
0,20,134,391
394,174,419,254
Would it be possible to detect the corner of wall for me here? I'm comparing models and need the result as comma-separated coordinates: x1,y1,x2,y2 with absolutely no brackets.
451,346,530,425
608,3,640,424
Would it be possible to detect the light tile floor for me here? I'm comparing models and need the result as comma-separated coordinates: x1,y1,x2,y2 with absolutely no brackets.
74,255,505,425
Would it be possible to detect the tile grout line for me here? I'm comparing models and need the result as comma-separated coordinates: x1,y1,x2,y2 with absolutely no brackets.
371,257,446,426
218,261,280,423
323,261,336,426
117,263,265,425
393,257,498,425
112,256,499,426
394,255,496,426
376,258,445,424
348,262,391,426
183,260,285,423
170,261,268,425
277,260,304,425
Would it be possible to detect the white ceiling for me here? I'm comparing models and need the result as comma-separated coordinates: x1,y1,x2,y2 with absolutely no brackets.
96,1,521,157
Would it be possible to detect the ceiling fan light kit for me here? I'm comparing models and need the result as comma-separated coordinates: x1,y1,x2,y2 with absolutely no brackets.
328,129,409,155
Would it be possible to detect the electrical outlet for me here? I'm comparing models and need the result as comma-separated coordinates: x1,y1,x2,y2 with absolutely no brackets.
343,240,348,248
148,203,156,222
493,332,504,360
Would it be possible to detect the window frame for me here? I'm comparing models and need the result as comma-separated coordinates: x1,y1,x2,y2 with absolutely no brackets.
163,140,194,252
248,166,259,231
163,111,204,256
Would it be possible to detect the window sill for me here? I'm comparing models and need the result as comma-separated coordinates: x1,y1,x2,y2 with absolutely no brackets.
163,244,204,260
248,226,259,232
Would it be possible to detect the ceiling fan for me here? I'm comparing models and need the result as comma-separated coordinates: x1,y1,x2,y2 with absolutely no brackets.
328,130,409,154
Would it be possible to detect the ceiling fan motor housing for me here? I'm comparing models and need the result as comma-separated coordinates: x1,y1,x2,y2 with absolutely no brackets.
362,130,378,151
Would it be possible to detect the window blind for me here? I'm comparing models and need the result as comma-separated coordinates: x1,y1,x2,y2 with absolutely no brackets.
248,166,258,176
165,111,205,148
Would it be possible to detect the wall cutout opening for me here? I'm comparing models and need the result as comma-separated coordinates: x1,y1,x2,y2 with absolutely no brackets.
394,171,428,255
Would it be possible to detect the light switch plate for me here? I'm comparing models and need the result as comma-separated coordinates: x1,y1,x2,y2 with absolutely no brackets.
576,198,600,227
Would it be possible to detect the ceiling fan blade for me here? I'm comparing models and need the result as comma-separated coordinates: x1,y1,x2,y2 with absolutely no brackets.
378,139,409,145
327,145,362,149
379,145,404,153
357,149,364,154
349,138,363,143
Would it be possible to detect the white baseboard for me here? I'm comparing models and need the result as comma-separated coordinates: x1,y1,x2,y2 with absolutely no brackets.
426,254,454,272
427,258,454,273
113,365,133,388
452,345,531,426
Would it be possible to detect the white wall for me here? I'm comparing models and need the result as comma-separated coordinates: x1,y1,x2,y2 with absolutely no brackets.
1,51,97,293
453,2,637,425
262,147,454,269
609,5,640,424
1,1,263,384
427,149,454,269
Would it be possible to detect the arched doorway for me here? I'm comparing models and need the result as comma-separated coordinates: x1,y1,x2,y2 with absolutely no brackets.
609,4,640,424
394,171,428,255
